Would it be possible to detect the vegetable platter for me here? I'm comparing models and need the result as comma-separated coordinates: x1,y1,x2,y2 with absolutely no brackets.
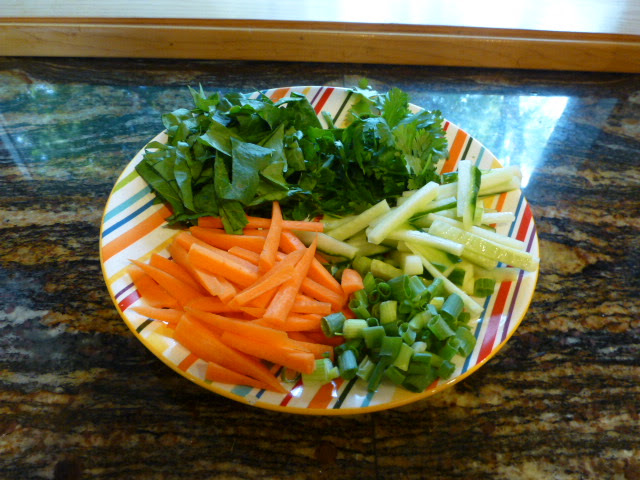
99,84,539,415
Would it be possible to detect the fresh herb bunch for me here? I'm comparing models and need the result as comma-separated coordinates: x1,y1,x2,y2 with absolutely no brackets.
135,80,449,233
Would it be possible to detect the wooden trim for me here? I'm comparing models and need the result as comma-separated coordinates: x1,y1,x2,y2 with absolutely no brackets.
2,21,639,72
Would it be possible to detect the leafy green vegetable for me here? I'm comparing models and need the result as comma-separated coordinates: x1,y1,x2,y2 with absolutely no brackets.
135,81,449,233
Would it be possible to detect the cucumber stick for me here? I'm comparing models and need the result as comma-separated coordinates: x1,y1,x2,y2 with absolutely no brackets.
327,199,391,241
367,181,439,245
387,229,464,257
295,231,358,259
428,213,527,251
428,219,539,271
406,244,484,318
456,160,481,230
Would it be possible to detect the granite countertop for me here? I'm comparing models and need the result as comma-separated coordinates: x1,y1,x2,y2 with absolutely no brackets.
0,58,638,480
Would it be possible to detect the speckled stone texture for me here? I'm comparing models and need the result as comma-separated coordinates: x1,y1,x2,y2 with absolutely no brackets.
0,58,638,480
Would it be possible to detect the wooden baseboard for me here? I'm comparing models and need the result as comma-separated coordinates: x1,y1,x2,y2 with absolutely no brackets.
2,19,639,72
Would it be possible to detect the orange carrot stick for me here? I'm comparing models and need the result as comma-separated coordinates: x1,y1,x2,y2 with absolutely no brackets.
220,330,316,374
262,236,318,327
197,216,224,229
187,243,259,288
340,268,365,296
173,314,286,393
185,296,265,318
200,215,324,232
300,277,346,310
205,361,272,391
130,259,202,307
290,295,333,315
282,314,323,332
227,246,260,264
150,253,205,293
189,226,265,253
184,309,290,345
287,337,334,360
280,230,343,294
127,265,179,309
132,305,184,325
189,266,237,302
232,249,305,306
258,201,283,274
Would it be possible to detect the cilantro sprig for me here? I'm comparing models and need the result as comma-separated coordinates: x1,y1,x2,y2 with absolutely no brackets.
135,80,448,233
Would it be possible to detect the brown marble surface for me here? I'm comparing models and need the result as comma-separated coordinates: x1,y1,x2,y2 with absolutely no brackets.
0,58,639,479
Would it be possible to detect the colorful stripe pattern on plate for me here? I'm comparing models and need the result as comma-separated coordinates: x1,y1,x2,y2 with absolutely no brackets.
99,86,539,415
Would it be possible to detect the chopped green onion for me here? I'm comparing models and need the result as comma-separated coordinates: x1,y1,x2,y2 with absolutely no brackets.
440,293,464,324
343,319,369,339
321,312,346,337
427,315,455,340
408,275,429,303
408,310,431,331
474,277,497,297
437,359,456,379
392,342,415,371
366,317,379,327
356,356,376,382
351,304,372,319
363,325,386,349
426,277,445,299
402,370,437,393
377,282,391,299
383,321,400,337
411,341,428,353
379,336,403,361
352,256,372,277
454,326,477,357
353,289,369,307
302,358,340,384
363,271,377,294
437,341,458,361
379,300,398,325
447,267,467,286
338,349,359,380
384,366,407,385
429,296,445,309
387,275,411,302
367,358,391,392
401,327,417,345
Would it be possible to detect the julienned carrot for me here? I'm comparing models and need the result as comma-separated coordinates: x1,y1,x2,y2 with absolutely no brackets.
130,259,202,306
232,249,305,306
173,314,286,393
127,265,179,309
190,226,266,253
184,309,290,346
280,230,344,295
198,215,324,232
220,330,316,374
227,246,260,264
259,201,283,274
291,295,332,315
287,337,334,361
282,314,323,332
340,268,365,296
150,253,205,293
303,331,346,347
132,305,183,325
190,265,237,302
300,277,346,310
263,236,318,326
205,361,272,391
185,296,264,318
187,243,259,288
